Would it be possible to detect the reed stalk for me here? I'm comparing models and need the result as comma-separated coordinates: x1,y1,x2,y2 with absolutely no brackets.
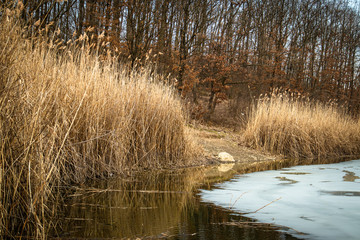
242,90,360,161
0,9,195,238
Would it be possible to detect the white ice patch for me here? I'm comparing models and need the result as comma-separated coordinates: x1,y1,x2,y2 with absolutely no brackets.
200,160,360,240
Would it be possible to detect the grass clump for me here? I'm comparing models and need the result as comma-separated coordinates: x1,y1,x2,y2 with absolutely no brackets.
242,90,360,160
0,11,195,239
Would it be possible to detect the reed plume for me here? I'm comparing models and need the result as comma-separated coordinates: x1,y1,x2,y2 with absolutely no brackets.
0,8,195,238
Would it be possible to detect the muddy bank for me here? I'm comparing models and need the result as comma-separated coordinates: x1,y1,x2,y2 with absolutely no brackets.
190,124,280,165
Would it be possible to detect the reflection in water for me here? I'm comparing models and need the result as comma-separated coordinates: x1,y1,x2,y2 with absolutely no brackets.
54,160,301,239
217,163,235,172
52,157,353,239
320,191,360,196
279,172,310,175
58,170,201,238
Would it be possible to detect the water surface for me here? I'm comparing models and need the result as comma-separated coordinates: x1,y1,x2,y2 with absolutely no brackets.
55,161,300,239
201,160,360,240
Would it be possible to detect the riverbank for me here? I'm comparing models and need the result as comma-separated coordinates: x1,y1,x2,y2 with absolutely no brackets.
0,16,195,239
2,8,358,239
0,12,276,239
242,91,360,160
55,137,360,239
189,123,280,165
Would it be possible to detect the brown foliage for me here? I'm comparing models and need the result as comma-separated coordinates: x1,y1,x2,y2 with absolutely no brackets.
11,0,360,118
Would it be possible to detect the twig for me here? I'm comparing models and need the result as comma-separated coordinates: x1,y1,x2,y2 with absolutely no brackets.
247,197,282,214
230,192,247,210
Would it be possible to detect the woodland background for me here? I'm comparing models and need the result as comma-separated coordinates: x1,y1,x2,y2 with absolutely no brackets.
8,0,360,121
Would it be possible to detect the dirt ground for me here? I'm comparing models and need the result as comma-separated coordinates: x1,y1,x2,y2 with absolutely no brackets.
190,123,279,165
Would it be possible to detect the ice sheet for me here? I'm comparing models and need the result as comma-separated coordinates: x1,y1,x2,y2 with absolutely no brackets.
200,160,360,240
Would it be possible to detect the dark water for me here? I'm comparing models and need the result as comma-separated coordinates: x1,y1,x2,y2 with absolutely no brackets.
53,160,302,239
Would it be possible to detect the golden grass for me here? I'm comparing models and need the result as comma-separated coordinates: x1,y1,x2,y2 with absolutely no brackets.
242,90,360,161
0,12,195,238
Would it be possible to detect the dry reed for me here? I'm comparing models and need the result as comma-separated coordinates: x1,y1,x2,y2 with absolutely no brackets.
242,90,360,161
0,9,194,239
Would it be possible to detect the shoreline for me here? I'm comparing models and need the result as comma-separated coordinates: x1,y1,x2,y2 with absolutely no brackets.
181,123,359,181
190,123,281,166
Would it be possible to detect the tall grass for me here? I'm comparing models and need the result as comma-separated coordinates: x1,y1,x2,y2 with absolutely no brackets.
242,90,360,161
0,10,194,238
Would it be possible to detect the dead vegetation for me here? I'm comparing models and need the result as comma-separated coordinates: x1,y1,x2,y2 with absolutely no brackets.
0,10,196,238
242,90,360,161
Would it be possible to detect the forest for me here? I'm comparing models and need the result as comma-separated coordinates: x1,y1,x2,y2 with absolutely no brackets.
8,0,360,119
1,1,360,238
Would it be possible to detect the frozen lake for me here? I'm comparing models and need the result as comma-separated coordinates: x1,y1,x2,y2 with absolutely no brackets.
201,160,360,240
